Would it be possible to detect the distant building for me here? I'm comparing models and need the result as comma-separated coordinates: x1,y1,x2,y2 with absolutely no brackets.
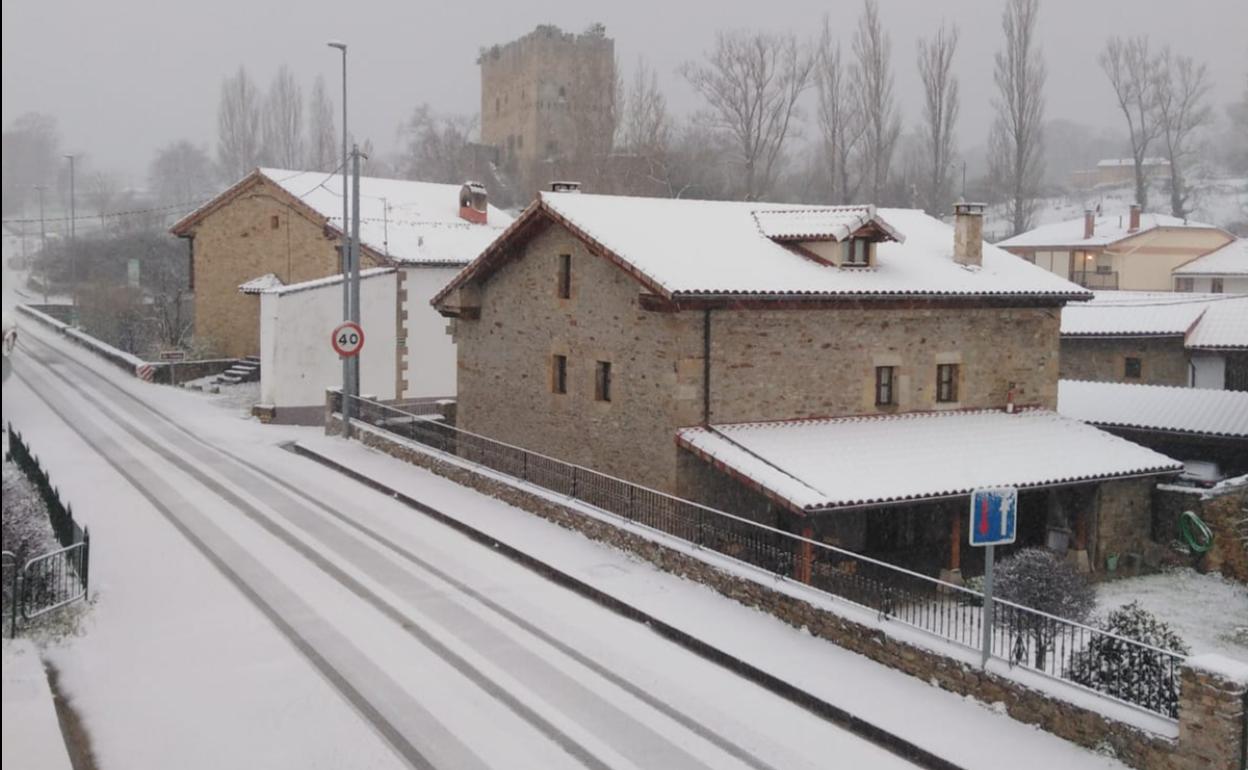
1173,238,1248,293
170,169,511,421
479,25,616,202
998,204,1233,291
435,193,1181,579
1069,157,1171,189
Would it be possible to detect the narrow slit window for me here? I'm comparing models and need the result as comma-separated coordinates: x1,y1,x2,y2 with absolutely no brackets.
595,361,612,402
1124,357,1142,379
552,355,567,394
875,366,895,406
936,364,959,403
270,214,280,229
557,254,571,299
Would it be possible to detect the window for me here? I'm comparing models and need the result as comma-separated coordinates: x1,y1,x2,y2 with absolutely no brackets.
936,364,959,403
270,215,280,229
552,355,567,394
875,366,895,406
843,238,871,266
557,253,571,299
1124,357,1142,379
595,361,612,402
1176,277,1194,292
1211,278,1224,293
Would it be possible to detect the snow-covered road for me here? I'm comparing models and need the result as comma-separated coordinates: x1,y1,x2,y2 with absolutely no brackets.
7,320,918,769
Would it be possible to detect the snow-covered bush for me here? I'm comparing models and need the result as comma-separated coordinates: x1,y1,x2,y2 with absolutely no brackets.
992,548,1096,668
1070,601,1190,718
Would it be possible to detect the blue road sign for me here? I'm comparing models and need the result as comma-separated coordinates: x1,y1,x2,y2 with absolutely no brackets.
969,487,1018,547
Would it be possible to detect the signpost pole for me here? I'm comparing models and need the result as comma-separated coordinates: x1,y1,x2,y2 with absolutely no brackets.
981,543,995,668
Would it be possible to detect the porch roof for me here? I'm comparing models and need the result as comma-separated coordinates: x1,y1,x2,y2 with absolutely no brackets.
676,409,1181,514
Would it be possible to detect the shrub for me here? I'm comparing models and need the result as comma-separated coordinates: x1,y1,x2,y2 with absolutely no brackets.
992,547,1096,668
1070,601,1190,717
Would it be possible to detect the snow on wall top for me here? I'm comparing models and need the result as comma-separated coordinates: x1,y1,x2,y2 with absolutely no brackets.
261,267,395,296
1185,654,1248,685
997,211,1217,250
1058,380,1248,438
751,206,903,243
676,409,1181,512
260,169,512,265
1184,295,1248,350
539,193,1088,299
238,273,284,294
1060,291,1211,337
1095,157,1169,168
1173,239,1248,276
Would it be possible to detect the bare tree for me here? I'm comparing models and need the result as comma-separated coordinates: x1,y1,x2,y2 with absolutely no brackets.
262,65,304,169
149,141,217,207
84,171,121,226
852,0,902,203
681,30,814,200
307,75,338,172
1100,37,1163,209
400,104,477,184
917,22,960,216
1153,49,1212,218
814,18,864,204
616,58,673,194
990,0,1047,236
216,67,263,181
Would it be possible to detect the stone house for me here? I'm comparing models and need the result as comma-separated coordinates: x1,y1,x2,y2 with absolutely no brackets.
1173,238,1248,293
998,205,1233,291
434,192,1182,578
1061,292,1248,390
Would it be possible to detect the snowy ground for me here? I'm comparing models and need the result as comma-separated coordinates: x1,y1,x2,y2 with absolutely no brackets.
1096,568,1248,661
2,640,72,770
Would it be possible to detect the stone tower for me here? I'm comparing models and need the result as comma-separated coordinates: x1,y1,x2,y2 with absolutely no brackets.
479,24,615,202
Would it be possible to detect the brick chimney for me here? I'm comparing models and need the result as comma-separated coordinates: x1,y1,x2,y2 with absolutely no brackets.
458,181,488,224
1083,209,1095,239
1128,203,1141,233
953,202,985,267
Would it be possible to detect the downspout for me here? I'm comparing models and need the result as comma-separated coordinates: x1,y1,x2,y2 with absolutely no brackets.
702,309,712,425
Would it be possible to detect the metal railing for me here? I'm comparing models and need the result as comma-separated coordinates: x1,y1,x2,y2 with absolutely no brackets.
337,393,1187,719
1072,270,1119,290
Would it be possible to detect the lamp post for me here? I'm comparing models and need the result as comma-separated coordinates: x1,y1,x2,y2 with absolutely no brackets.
35,185,48,303
327,40,353,435
64,154,76,308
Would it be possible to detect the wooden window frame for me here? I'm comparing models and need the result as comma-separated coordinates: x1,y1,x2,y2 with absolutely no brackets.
1124,357,1142,379
595,360,612,402
936,363,959,403
557,253,572,299
875,366,895,406
844,238,871,267
552,354,567,394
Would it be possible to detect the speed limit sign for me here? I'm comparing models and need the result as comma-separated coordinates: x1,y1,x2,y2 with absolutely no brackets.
331,321,365,357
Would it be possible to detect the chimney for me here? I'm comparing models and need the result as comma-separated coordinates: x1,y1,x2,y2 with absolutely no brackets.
1128,203,1141,233
1083,209,1095,239
549,180,582,194
458,181,488,225
953,202,985,267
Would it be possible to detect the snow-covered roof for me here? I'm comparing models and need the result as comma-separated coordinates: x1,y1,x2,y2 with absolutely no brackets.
676,409,1181,512
261,267,395,297
1173,239,1248,276
1096,158,1169,168
439,193,1088,302
997,211,1219,250
175,168,513,266
238,273,284,294
1184,295,1248,350
1058,380,1248,438
751,206,904,243
1061,291,1210,337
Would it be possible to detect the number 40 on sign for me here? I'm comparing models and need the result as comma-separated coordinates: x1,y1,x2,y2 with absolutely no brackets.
331,321,365,358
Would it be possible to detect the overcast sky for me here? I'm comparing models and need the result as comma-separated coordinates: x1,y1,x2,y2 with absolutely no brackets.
3,0,1245,186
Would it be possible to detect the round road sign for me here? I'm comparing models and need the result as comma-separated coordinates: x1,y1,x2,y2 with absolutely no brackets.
331,321,365,357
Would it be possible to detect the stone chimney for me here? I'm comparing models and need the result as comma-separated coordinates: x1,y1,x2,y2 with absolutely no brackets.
1128,203,1141,233
1083,209,1095,239
458,181,488,224
549,180,582,194
953,202,985,267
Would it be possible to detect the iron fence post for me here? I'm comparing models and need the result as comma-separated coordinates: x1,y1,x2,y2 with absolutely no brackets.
571,465,578,499
82,528,90,596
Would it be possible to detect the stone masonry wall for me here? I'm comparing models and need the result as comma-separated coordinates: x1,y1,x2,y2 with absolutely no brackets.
1060,337,1190,386
1154,482,1248,582
328,412,1248,770
1092,477,1156,571
188,177,382,358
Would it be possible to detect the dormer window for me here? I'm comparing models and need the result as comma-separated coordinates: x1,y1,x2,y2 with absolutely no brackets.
843,237,872,266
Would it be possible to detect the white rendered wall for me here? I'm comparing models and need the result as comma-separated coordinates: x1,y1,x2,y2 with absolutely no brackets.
1190,351,1226,390
260,272,398,409
1186,276,1248,293
402,266,460,399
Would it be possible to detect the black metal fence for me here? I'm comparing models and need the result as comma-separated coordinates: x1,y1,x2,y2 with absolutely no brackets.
5,423,91,636
339,395,1187,719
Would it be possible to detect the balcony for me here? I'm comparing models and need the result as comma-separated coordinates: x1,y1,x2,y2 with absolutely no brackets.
1071,270,1119,290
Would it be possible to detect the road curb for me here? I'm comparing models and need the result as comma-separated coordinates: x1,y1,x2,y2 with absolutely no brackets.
291,440,964,770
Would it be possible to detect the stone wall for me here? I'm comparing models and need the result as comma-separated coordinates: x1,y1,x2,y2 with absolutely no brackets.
186,176,383,358
1060,337,1189,386
1154,482,1248,582
328,413,1248,770
1092,477,1157,571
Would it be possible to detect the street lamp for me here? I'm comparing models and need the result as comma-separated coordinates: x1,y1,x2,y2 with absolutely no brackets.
64,154,76,307
34,185,48,303
327,40,354,434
